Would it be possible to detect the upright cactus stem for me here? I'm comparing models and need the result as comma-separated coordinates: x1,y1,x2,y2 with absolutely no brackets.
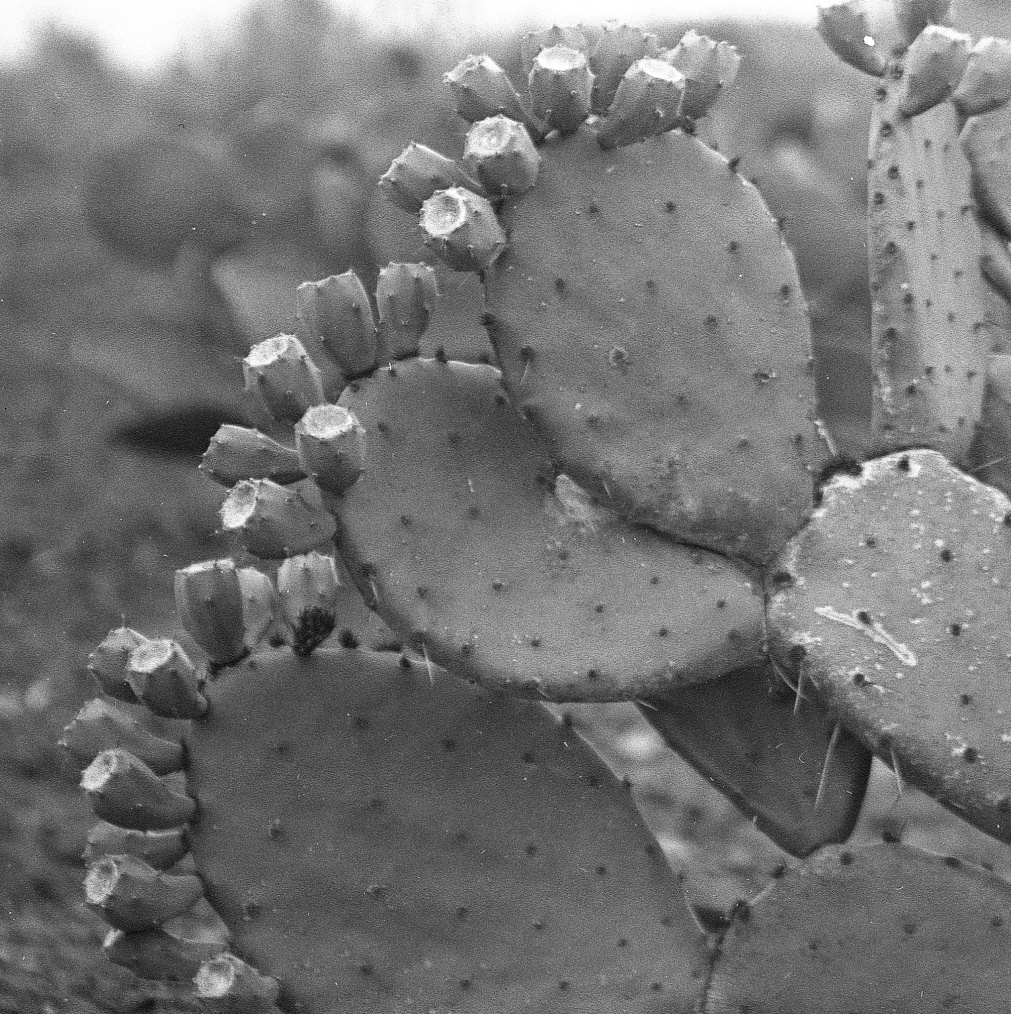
861,23,994,459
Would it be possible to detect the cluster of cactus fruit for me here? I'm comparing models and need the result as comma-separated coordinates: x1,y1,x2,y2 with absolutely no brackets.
60,2,1011,1010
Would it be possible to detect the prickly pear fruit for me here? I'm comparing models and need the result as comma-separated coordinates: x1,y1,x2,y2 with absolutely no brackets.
704,841,1011,1012
420,186,506,271
219,478,336,559
893,0,951,47
378,142,482,214
662,29,741,121
640,660,872,858
332,358,762,700
242,335,324,425
174,559,248,666
595,59,686,150
276,551,341,655
816,2,887,77
294,404,365,496
463,116,540,196
528,46,593,135
768,450,1011,845
181,647,710,1010
200,425,304,487
952,37,1011,116
375,261,439,359
443,54,537,132
60,699,185,775
294,271,377,380
588,23,660,114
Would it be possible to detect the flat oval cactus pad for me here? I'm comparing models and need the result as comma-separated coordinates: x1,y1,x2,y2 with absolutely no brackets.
483,126,826,564
768,449,1011,845
333,358,762,701
705,842,1011,1013
640,661,872,858
186,647,711,1012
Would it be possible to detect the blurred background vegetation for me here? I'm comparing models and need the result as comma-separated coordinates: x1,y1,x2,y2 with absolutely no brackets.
2,2,1011,1010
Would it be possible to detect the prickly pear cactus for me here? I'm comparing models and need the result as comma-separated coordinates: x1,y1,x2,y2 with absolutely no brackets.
63,4,1011,1009
68,637,712,1009
819,1,999,459
332,355,762,700
768,449,1011,845
382,24,828,565
639,660,872,858
704,840,1011,1013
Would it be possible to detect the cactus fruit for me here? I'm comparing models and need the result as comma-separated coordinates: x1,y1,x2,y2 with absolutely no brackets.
293,403,365,495
218,478,336,559
174,559,248,666
528,46,593,135
768,450,1011,845
815,2,888,78
662,29,741,122
462,115,540,195
419,186,507,271
374,261,439,358
294,270,378,381
704,841,1011,1012
377,142,482,214
275,551,342,655
200,424,305,487
242,335,325,425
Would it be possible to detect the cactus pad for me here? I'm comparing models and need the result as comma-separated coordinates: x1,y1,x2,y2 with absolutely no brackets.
639,661,872,858
333,357,762,700
768,449,1011,844
184,647,710,1011
704,841,1011,1013
866,50,992,459
483,127,825,564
